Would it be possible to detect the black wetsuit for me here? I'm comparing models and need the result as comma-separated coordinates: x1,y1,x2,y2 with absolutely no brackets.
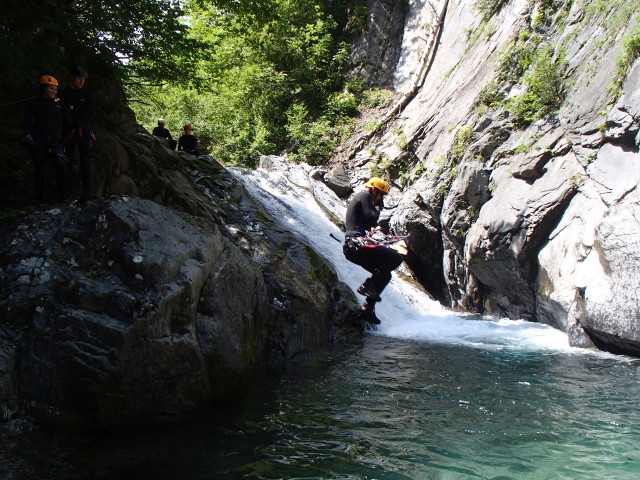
58,85,95,200
24,96,73,202
152,126,172,139
178,134,199,155
343,190,402,297
152,126,176,150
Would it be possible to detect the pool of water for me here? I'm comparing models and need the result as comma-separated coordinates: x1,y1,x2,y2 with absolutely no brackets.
49,331,640,480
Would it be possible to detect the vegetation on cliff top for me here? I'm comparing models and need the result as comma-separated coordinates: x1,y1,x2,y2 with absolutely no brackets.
0,0,368,200
129,0,369,167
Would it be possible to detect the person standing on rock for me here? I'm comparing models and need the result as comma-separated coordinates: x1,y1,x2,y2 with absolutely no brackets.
23,75,73,204
343,177,403,324
152,118,176,150
177,124,200,155
58,66,96,202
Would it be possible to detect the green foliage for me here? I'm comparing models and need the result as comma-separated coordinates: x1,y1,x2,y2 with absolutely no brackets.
478,80,503,108
609,25,640,102
0,0,198,88
451,125,473,161
286,103,351,165
436,181,450,196
477,9,568,127
498,30,543,84
467,205,479,219
129,0,368,167
513,142,532,154
367,151,393,177
325,91,360,121
413,161,426,180
506,46,566,125
363,121,382,133
360,89,394,108
474,0,510,23
397,132,409,151
478,29,544,111
570,172,586,187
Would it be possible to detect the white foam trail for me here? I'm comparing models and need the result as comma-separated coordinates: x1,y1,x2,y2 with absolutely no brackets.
230,166,571,352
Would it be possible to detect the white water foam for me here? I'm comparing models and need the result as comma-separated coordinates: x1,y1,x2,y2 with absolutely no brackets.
230,166,572,353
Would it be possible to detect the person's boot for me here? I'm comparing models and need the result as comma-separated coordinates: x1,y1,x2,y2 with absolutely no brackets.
361,301,381,325
357,278,381,302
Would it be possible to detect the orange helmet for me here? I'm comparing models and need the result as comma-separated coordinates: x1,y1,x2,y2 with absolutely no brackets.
365,176,389,194
39,75,58,86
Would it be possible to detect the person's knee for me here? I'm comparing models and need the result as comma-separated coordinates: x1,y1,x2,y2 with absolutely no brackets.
380,251,402,271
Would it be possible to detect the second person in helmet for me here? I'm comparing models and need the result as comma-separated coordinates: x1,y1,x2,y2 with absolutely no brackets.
343,176,403,324
177,124,200,155
58,65,96,202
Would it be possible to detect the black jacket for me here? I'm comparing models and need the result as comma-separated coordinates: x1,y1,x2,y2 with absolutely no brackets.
152,126,173,140
58,86,95,130
345,189,381,238
24,96,73,144
178,134,199,153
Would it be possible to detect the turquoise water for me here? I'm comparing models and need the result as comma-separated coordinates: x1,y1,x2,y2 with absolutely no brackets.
57,332,640,480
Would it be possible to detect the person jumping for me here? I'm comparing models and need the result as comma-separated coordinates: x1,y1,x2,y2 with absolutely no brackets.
343,177,403,324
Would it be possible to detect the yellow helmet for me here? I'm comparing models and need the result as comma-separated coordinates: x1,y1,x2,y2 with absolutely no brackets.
39,75,58,86
365,176,389,194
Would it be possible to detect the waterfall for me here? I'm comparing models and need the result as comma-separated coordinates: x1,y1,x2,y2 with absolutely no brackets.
230,163,571,352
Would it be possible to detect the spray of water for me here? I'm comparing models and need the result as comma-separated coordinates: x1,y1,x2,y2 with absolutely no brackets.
230,165,571,352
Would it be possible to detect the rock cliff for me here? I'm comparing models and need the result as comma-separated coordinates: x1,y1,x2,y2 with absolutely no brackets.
0,130,363,431
343,0,640,355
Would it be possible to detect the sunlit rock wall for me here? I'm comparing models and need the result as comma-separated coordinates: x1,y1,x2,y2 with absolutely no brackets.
346,0,640,355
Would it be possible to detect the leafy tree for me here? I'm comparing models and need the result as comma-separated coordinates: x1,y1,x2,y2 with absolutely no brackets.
0,0,198,91
130,0,365,167
0,0,201,207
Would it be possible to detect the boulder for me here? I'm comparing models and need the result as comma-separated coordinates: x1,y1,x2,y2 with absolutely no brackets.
465,153,582,320
0,159,363,432
537,143,640,352
323,164,353,198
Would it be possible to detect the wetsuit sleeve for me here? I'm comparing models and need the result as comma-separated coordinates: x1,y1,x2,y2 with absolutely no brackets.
23,100,36,137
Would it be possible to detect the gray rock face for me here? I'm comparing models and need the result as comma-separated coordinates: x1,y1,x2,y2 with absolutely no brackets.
344,0,640,355
537,144,640,354
2,198,224,428
323,164,354,198
0,156,362,431
606,62,640,145
347,0,408,88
